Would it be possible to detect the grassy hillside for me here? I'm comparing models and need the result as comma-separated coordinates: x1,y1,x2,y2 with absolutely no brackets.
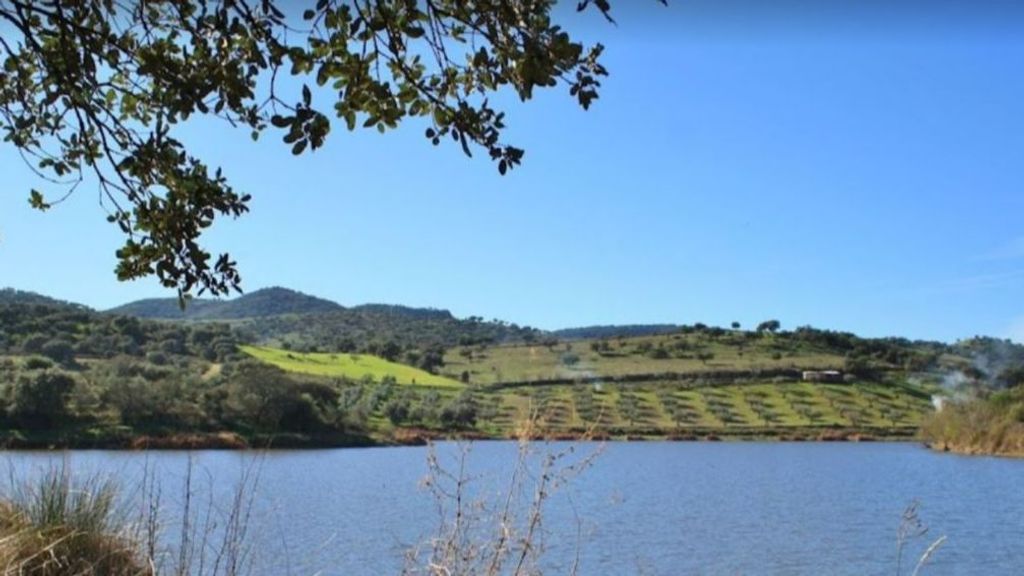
6,287,1024,447
240,345,462,388
248,333,937,440
441,333,848,385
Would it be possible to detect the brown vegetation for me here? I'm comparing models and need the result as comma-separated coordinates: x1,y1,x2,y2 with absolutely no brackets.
921,391,1024,457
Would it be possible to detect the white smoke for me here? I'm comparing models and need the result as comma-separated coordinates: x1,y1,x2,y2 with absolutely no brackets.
940,370,969,390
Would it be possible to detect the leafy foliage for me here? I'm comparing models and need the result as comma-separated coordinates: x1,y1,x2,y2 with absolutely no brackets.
1,0,661,297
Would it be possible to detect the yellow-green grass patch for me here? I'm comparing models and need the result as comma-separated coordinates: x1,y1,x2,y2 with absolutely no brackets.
240,345,462,388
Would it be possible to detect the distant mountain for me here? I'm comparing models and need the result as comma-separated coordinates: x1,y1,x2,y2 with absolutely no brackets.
233,306,537,350
552,324,683,340
107,286,343,320
105,297,221,319
106,287,532,348
0,288,90,311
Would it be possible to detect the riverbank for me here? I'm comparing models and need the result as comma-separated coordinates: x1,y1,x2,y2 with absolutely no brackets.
919,386,1024,458
0,425,918,450
0,429,379,450
925,439,1024,458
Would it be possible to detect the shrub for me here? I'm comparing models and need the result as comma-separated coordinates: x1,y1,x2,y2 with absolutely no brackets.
647,347,669,360
440,393,478,428
385,398,411,425
10,371,76,429
0,469,147,575
40,339,75,365
560,352,580,367
23,356,53,371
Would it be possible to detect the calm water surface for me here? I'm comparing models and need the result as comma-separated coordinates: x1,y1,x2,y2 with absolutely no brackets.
2,442,1022,575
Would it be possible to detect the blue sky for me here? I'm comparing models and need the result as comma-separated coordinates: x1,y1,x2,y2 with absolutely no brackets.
1,1,1022,342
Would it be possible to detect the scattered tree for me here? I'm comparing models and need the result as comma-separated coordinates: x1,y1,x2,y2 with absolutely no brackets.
39,339,75,366
10,370,76,429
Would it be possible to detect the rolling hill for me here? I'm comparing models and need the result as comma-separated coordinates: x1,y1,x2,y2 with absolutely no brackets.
105,286,343,319
109,287,540,350
0,288,90,311
3,285,1023,446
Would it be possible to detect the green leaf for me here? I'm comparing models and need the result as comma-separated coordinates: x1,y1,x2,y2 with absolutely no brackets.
28,190,50,211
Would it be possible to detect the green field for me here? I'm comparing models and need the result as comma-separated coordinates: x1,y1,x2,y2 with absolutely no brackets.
240,345,463,388
241,335,935,439
440,333,846,385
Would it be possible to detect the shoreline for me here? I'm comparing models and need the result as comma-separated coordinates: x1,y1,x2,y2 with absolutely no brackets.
924,440,1024,459
0,426,919,451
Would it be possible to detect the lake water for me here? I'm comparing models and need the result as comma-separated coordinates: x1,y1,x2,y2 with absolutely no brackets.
2,442,1022,575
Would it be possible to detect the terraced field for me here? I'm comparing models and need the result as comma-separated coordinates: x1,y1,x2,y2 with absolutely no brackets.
244,336,935,439
470,380,931,436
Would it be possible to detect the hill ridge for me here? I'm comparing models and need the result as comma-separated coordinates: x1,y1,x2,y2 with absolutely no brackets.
0,288,91,311
106,286,343,320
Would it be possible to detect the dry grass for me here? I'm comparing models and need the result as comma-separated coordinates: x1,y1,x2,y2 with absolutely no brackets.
920,391,1024,456
0,469,150,575
404,417,602,576
0,457,261,576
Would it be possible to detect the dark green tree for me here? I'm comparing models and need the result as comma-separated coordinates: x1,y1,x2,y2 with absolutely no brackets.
998,365,1024,389
10,370,76,429
384,397,410,425
378,340,402,362
439,391,477,428
39,339,75,366
417,345,445,373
